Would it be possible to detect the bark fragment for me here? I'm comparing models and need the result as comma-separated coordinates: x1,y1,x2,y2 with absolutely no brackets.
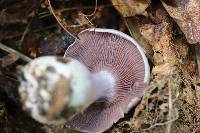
162,0,200,44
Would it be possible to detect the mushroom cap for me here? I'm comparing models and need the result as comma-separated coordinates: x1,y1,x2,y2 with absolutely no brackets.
64,28,150,133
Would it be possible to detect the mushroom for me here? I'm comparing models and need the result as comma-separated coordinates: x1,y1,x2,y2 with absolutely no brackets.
18,28,150,133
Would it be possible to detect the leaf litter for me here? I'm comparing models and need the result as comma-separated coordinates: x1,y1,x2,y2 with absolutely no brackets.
0,0,200,133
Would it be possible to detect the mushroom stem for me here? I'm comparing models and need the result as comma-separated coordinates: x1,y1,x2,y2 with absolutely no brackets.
18,56,102,124
92,71,116,100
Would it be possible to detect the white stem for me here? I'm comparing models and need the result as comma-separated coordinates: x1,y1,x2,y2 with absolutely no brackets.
91,71,116,101
65,59,96,109
20,56,115,124
69,63,116,109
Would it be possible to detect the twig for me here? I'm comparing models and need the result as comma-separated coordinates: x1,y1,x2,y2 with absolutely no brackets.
4,25,56,40
44,3,134,14
60,4,111,12
120,113,178,132
46,0,78,39
195,44,200,76
0,42,32,62
167,82,172,133
18,19,33,48
46,0,97,31
82,0,98,17
142,116,178,131
39,4,112,19
79,12,94,26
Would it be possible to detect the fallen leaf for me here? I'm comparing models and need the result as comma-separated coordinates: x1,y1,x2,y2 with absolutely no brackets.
112,0,150,17
161,0,200,44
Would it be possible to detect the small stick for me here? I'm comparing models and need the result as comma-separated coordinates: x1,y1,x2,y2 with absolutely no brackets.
82,0,98,17
39,4,112,19
166,82,172,133
18,19,33,48
142,116,178,131
0,42,32,62
195,44,200,76
46,0,97,30
46,0,78,39
4,25,56,40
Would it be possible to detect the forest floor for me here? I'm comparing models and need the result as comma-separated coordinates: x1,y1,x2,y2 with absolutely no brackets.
0,0,200,133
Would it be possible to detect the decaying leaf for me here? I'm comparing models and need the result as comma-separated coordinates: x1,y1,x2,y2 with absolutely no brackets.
1,0,200,132
161,0,200,44
112,0,150,17
111,2,200,132
139,6,177,65
130,4,179,132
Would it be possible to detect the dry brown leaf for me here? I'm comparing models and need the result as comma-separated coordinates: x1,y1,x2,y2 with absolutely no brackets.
111,3,196,132
111,0,150,17
161,0,200,44
128,3,200,132
139,15,177,65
